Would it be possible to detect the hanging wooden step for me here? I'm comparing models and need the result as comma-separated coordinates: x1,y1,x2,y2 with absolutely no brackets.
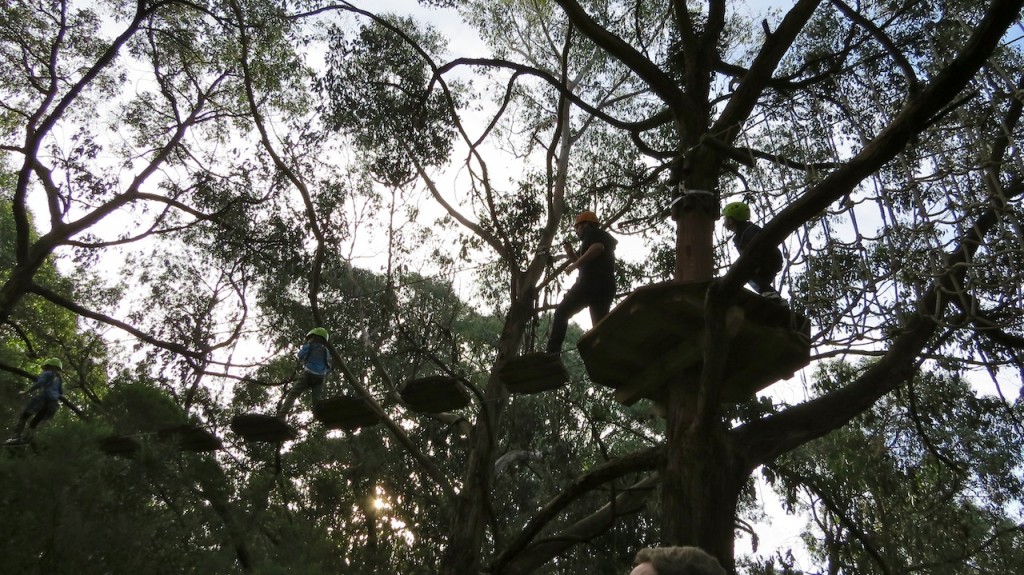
99,434,142,456
577,281,810,404
159,424,222,452
312,397,380,431
230,413,298,442
400,376,471,413
499,352,569,394
243,376,293,387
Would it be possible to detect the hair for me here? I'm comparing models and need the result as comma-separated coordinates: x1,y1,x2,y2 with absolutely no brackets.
634,547,727,575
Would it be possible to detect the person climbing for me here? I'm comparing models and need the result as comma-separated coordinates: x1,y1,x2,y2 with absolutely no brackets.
278,327,333,418
546,210,618,354
6,358,64,444
722,201,786,304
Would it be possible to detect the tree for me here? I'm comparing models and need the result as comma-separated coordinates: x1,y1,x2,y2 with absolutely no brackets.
319,0,1024,572
4,0,1024,574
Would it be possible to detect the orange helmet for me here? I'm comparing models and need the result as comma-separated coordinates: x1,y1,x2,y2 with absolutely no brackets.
574,211,599,226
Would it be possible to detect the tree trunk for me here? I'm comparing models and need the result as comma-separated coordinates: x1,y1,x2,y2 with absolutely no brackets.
662,381,743,570
662,165,738,563
439,285,535,574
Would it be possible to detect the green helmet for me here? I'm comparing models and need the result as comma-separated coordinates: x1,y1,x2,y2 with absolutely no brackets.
722,201,750,222
306,327,329,342
41,358,63,370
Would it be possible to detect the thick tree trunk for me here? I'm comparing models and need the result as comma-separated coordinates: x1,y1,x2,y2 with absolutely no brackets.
662,380,744,570
663,165,737,562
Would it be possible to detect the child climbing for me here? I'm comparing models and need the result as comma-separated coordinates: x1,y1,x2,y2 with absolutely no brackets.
722,201,785,304
6,358,64,444
278,328,333,418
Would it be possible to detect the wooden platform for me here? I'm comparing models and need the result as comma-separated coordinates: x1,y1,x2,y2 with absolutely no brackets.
312,397,380,431
99,434,141,456
159,424,223,452
400,376,471,413
577,282,810,404
499,352,569,394
230,413,298,442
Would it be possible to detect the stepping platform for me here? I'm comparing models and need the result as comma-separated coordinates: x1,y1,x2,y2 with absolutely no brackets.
244,377,292,387
577,281,810,404
312,397,380,431
401,376,471,413
499,352,569,394
99,435,141,456
230,413,298,442
159,424,222,452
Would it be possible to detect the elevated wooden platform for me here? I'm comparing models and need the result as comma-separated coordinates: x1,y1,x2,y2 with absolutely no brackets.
99,425,222,455
230,413,298,443
159,424,223,452
499,352,569,394
312,397,380,431
401,376,471,413
577,282,810,404
98,435,141,456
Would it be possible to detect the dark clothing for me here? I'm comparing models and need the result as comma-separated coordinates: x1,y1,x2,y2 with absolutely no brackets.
577,226,617,290
546,226,617,353
731,221,783,296
278,371,326,417
11,369,62,439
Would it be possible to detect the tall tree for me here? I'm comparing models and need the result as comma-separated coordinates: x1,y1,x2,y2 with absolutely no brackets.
5,1,1024,574
320,0,1024,572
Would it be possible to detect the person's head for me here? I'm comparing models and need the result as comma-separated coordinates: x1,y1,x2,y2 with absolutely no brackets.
306,327,330,343
721,201,750,232
629,546,727,575
41,358,62,372
574,211,599,237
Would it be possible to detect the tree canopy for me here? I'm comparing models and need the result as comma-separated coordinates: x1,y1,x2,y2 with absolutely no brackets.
2,0,1024,574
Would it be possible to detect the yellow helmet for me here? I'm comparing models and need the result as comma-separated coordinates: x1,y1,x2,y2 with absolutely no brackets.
722,202,750,222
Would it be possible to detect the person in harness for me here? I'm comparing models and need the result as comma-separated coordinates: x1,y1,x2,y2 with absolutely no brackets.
6,358,64,444
278,328,333,418
722,201,785,304
546,210,618,354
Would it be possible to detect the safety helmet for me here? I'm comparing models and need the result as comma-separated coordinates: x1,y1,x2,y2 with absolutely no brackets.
722,201,750,222
306,327,329,342
41,358,63,370
574,211,599,227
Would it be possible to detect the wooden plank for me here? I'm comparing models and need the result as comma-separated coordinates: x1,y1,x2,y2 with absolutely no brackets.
401,376,471,413
230,413,298,442
99,435,141,456
500,352,568,394
312,397,380,431
613,341,705,405
160,424,222,452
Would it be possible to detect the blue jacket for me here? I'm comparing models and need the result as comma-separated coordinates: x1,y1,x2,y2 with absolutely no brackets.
297,341,332,376
30,369,63,401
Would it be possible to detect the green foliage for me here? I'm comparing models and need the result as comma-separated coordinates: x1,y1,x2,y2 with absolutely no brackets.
0,423,240,575
319,16,458,187
766,361,1024,574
